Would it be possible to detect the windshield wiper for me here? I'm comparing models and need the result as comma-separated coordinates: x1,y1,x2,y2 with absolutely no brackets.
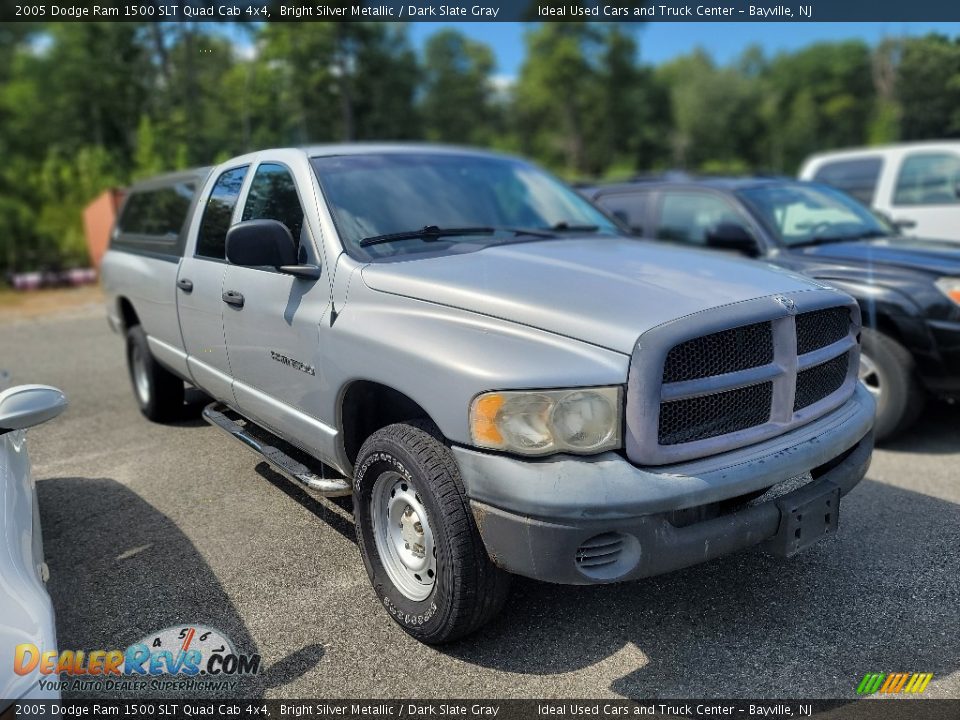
791,229,890,248
549,221,600,232
359,225,555,248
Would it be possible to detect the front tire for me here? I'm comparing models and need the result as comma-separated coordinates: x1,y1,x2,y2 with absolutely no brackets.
125,325,184,422
353,421,510,644
859,328,924,442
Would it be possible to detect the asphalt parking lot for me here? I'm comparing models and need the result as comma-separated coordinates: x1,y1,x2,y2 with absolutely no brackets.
3,305,958,700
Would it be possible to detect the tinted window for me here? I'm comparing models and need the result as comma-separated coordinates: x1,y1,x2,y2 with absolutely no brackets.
241,163,305,241
812,158,882,204
596,192,649,235
656,192,745,245
197,166,248,259
117,184,194,238
893,152,960,206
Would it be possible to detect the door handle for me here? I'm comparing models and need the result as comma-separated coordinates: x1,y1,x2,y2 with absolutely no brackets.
176,278,194,292
893,218,916,230
222,290,245,308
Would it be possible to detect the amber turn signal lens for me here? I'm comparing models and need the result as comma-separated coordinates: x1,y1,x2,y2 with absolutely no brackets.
470,393,505,447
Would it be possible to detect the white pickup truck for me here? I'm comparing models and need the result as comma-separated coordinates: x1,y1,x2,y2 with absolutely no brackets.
800,141,960,242
102,145,875,642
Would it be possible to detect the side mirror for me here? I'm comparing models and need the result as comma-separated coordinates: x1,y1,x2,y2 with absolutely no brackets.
0,385,67,434
706,222,761,257
226,219,298,268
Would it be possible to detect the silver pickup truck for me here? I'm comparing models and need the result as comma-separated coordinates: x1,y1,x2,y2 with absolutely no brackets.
102,146,875,643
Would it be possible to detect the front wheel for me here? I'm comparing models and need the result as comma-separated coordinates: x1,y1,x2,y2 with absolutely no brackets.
353,421,510,644
859,328,924,442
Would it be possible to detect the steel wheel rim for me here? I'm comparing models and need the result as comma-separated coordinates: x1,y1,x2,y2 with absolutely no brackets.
132,346,151,405
858,352,882,399
371,470,437,602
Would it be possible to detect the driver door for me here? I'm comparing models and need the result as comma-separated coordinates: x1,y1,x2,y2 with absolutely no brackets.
221,160,334,453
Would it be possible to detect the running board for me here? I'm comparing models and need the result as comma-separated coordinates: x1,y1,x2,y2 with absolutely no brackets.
202,402,352,497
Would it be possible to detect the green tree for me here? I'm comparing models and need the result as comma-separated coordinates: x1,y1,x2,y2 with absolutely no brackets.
657,49,763,171
421,29,498,145
514,23,608,175
760,41,875,171
897,34,960,139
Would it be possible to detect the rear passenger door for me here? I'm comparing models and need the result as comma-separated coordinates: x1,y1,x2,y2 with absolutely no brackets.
177,164,249,403
220,159,334,454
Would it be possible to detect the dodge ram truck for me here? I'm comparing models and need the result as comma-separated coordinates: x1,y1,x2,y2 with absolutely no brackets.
101,146,876,643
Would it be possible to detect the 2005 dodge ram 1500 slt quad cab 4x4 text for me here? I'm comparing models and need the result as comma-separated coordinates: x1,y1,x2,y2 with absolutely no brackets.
102,146,875,643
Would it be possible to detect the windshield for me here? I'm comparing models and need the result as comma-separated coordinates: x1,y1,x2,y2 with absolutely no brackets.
311,152,620,258
738,183,893,247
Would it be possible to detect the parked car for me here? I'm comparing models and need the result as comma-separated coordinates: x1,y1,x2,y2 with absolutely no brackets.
584,177,960,440
799,142,960,242
0,381,67,705
102,146,875,643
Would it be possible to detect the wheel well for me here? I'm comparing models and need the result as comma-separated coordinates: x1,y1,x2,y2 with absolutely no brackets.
340,381,431,464
118,297,140,330
861,308,904,346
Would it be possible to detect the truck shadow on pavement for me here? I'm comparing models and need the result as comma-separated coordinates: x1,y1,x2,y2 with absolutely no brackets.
448,477,960,698
881,400,960,455
37,477,325,698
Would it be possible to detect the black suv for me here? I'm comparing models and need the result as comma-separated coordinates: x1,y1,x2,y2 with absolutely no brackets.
584,177,960,441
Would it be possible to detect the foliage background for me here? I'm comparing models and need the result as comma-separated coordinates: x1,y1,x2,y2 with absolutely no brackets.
2,22,960,274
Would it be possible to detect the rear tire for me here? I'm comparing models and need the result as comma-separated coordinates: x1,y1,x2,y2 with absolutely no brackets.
125,325,184,422
353,420,510,644
859,328,924,442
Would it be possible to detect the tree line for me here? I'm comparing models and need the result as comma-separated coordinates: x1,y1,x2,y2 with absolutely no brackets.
2,22,959,274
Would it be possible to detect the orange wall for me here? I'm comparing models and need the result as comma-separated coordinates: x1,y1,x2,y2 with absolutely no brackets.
82,189,124,268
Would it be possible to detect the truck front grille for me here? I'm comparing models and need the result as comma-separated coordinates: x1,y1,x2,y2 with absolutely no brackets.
662,321,773,382
625,293,861,466
659,381,773,445
796,306,851,354
794,351,851,411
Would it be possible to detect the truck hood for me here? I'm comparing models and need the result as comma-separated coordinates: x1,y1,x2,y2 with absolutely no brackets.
796,236,960,277
361,238,821,354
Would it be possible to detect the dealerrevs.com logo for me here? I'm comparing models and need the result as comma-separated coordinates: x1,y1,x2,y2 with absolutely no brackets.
14,625,261,693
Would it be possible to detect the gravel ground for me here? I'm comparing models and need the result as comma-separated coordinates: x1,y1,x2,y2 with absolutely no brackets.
2,307,957,700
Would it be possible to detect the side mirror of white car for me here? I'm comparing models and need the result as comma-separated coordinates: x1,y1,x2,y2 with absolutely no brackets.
0,385,68,433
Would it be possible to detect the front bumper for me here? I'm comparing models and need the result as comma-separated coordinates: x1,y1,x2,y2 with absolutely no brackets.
454,383,875,585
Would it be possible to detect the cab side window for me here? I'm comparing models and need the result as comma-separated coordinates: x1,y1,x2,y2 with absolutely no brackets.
197,166,249,259
812,157,882,205
596,192,650,235
241,163,305,242
656,192,744,245
893,152,960,206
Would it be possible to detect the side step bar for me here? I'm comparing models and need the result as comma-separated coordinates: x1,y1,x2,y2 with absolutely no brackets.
202,402,352,497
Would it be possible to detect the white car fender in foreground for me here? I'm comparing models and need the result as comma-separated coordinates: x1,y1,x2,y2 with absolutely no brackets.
0,384,67,704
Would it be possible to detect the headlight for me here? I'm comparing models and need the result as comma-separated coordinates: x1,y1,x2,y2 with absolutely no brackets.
469,387,622,456
935,277,960,306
